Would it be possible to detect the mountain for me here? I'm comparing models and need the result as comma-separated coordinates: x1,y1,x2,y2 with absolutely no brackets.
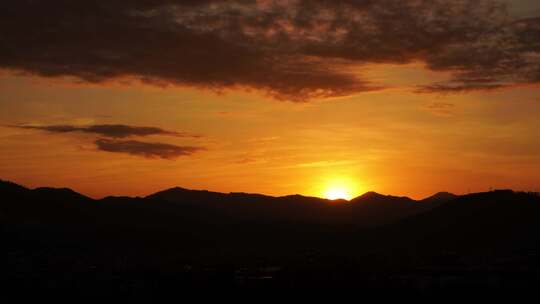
5,180,538,254
346,191,439,226
6,181,539,240
379,190,540,253
3,179,540,291
144,187,445,226
0,179,28,193
420,191,458,204
0,180,463,230
146,186,227,203
0,181,450,256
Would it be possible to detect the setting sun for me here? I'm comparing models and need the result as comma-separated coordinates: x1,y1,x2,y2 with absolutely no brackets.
321,177,360,200
325,187,352,200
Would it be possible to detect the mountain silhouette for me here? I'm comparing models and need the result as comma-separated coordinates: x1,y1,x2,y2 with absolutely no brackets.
419,191,458,204
346,191,446,226
2,179,540,292
378,190,540,253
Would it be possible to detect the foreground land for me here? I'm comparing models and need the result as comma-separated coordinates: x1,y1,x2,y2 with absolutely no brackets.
1,180,539,293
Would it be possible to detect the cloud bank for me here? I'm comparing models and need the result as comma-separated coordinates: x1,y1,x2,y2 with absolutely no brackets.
1,0,539,100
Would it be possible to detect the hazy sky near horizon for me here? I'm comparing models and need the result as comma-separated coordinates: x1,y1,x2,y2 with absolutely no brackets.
1,0,539,199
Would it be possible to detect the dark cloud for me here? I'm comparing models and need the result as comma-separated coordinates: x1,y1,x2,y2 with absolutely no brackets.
95,139,204,159
14,123,205,159
15,124,199,138
418,16,540,92
1,0,539,99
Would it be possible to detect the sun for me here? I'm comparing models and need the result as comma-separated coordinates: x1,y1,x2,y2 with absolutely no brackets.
324,187,352,201
318,176,361,201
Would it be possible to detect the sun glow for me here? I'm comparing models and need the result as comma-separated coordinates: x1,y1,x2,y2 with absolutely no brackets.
322,177,359,201
325,187,352,200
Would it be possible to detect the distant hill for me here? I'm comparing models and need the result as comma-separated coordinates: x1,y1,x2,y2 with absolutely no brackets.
420,191,458,204
2,179,540,291
0,179,456,252
0,180,446,241
0,180,466,231
4,179,540,254
348,191,438,226
378,190,540,253
145,186,451,226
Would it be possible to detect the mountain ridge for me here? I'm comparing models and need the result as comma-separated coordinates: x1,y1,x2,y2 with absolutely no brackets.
3,178,540,291
0,179,456,228
0,179,459,203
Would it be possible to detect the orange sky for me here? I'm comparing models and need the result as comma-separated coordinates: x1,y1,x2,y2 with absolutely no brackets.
1,0,539,199
1,67,539,199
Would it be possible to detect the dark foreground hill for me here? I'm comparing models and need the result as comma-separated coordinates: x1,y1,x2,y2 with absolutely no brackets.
1,179,539,293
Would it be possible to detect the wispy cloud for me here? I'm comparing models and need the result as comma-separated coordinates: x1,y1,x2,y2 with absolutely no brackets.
14,124,200,138
95,139,204,159
14,122,205,159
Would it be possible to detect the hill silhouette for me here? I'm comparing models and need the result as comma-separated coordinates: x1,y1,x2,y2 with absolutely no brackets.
378,190,540,253
0,180,448,229
1,179,540,292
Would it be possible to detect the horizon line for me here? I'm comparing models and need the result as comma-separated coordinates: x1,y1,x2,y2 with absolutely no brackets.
3,178,533,202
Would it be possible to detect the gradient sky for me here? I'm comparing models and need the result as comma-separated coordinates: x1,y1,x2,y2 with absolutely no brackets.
1,0,539,199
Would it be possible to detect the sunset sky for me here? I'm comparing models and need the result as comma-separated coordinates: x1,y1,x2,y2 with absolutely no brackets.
1,0,539,199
